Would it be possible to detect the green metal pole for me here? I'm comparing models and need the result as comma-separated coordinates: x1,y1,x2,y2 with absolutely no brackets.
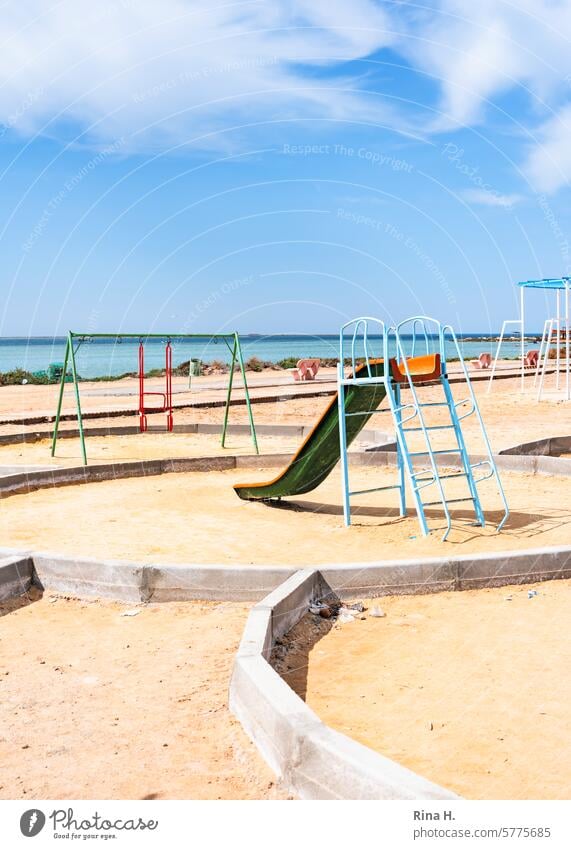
235,333,259,454
68,333,88,465
50,336,71,457
221,338,237,448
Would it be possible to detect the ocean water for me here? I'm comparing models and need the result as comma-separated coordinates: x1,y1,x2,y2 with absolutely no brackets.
0,334,531,380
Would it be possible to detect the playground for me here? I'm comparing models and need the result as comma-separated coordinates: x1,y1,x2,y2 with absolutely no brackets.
1,305,571,800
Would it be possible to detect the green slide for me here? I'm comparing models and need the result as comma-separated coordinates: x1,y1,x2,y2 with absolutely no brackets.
234,360,386,500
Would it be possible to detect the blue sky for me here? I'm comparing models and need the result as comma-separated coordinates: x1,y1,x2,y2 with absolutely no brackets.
2,1,571,336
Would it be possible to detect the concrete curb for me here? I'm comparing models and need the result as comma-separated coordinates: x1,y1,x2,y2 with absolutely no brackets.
1,542,570,602
229,568,458,799
0,421,392,447
0,555,35,601
500,435,571,458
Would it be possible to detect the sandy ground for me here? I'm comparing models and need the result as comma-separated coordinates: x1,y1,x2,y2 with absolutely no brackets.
0,464,569,564
0,589,286,800
0,369,338,422
0,431,300,468
276,580,571,800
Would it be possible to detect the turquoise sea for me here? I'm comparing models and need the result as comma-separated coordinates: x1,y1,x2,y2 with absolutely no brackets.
0,334,533,380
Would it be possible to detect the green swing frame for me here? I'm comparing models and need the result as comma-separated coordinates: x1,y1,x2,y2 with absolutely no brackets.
51,331,259,465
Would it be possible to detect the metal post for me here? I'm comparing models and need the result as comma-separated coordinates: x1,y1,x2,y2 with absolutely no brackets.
565,280,571,401
337,364,351,526
556,290,561,392
520,286,525,394
68,333,87,465
50,335,71,457
234,334,259,454
394,383,406,517
221,337,237,448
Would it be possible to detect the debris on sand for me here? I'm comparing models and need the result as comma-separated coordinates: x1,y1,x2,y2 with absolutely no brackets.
309,598,368,624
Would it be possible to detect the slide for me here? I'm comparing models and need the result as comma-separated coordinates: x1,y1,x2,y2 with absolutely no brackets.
234,360,387,500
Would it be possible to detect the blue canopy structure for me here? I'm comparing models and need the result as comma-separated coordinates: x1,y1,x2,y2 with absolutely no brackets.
518,277,571,290
488,276,571,400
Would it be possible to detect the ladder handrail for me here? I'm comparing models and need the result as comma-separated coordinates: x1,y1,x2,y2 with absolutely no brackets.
386,318,453,539
339,316,386,380
440,323,510,532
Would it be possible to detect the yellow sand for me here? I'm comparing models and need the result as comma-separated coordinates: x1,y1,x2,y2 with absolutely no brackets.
0,431,299,467
0,591,286,800
280,580,571,799
0,464,569,564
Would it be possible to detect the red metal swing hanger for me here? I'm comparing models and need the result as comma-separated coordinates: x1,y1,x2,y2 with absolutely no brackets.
138,340,173,433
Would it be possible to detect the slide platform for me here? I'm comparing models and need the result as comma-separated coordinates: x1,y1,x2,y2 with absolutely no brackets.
234,360,387,500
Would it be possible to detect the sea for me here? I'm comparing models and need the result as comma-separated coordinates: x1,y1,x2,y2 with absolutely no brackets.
0,334,534,380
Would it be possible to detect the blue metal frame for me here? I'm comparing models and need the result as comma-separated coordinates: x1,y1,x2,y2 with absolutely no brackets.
337,315,510,540
337,318,405,526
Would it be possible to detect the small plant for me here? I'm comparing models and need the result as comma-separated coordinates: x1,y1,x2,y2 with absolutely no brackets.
548,345,568,359
277,357,298,369
208,359,228,373
245,356,265,372
0,368,51,386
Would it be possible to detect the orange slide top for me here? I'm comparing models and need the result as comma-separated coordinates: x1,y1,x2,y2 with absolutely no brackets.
390,352,442,384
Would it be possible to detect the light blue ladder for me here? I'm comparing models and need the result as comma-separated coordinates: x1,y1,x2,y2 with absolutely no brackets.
384,317,509,540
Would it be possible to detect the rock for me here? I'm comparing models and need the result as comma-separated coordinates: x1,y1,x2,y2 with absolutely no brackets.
370,606,386,618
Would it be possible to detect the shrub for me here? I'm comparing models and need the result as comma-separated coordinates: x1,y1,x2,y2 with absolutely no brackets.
245,356,265,372
276,357,298,369
209,359,227,371
0,368,51,386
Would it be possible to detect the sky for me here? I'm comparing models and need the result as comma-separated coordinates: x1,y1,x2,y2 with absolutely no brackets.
2,0,571,336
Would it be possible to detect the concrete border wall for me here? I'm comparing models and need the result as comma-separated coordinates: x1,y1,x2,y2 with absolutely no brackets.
0,542,569,603
0,555,35,601
500,435,571,458
0,422,392,448
229,568,458,799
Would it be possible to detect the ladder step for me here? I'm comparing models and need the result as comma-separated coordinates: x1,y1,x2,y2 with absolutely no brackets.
416,401,449,407
409,449,459,457
422,496,475,506
348,484,402,497
403,424,455,432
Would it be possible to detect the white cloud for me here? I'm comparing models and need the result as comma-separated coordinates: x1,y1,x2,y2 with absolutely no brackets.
399,1,571,191
523,103,571,193
462,188,524,208
0,0,399,150
2,0,571,194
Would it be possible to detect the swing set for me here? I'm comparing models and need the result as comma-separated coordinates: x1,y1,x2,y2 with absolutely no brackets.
51,331,259,465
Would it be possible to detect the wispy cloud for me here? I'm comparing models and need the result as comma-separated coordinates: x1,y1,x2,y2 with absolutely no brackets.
462,188,524,209
523,103,571,193
400,1,571,191
3,0,571,194
0,0,400,150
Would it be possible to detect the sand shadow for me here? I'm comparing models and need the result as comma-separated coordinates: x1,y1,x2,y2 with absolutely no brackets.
270,612,335,702
0,585,43,618
262,499,571,541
